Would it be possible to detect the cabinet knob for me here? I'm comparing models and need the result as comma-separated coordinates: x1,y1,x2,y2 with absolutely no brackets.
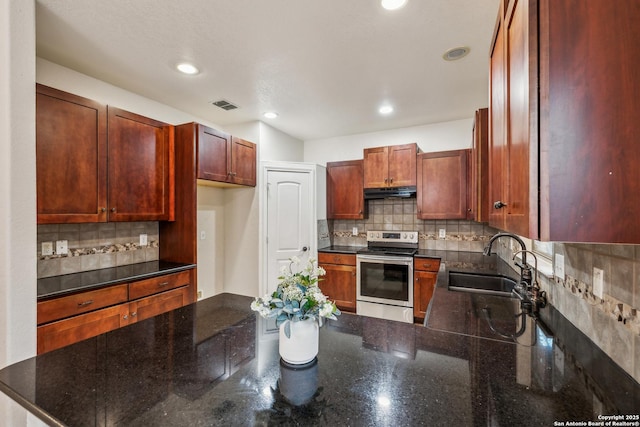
384,178,388,183
123,314,128,320
389,177,393,184
100,207,106,213
493,201,507,209
131,312,137,317
111,207,117,213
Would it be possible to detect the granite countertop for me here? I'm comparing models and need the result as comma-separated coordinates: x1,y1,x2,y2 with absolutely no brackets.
318,245,364,254
37,261,196,300
2,278,639,426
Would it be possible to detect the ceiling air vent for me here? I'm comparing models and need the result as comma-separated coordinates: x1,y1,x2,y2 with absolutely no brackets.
211,99,238,111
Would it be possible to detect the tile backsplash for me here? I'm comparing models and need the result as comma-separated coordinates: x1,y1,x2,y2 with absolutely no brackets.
493,239,640,383
37,222,159,278
328,198,499,251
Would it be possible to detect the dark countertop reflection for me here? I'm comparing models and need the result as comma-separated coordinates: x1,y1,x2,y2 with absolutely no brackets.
37,261,196,300
3,288,639,425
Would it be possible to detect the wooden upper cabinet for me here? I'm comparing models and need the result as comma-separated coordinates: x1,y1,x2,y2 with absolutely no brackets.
489,0,537,236
327,160,364,219
488,15,508,231
416,150,469,220
107,107,174,222
230,136,257,186
470,108,489,222
197,126,231,182
36,84,108,224
363,143,417,188
196,123,256,187
488,0,640,242
36,85,175,224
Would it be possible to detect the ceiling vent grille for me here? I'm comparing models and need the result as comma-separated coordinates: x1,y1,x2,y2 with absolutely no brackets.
211,99,238,111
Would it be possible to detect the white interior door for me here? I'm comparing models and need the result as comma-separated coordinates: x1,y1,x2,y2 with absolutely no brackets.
266,169,313,295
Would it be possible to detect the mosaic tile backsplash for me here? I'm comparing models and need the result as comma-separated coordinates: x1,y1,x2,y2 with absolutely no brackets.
37,222,159,278
329,198,499,252
492,238,640,383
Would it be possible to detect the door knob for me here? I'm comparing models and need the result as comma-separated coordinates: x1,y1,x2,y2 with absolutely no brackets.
493,201,507,209
302,246,308,252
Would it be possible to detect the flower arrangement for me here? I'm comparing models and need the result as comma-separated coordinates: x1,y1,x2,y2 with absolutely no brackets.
251,256,341,337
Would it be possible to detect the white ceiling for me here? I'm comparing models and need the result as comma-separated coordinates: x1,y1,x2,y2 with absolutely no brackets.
35,0,500,141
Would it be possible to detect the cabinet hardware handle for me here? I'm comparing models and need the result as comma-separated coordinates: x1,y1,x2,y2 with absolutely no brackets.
158,282,169,287
123,314,128,320
493,201,507,209
384,178,388,183
359,210,363,214
111,207,117,212
390,177,393,184
131,312,137,317
77,300,94,307
100,208,106,213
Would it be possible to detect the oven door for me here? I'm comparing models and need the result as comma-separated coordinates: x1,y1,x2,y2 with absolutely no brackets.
356,255,413,308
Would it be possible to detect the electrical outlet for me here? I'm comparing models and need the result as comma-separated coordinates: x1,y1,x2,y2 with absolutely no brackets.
438,229,446,239
41,242,53,256
197,290,203,300
593,267,604,299
56,240,68,255
554,254,565,280
139,234,148,246
352,227,358,236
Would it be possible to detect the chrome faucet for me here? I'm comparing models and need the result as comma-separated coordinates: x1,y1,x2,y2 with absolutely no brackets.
483,233,547,315
483,232,531,289
512,250,547,315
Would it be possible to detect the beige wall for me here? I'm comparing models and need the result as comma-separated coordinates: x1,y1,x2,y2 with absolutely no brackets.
303,117,473,165
1,0,37,369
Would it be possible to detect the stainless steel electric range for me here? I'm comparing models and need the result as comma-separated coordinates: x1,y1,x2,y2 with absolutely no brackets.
356,230,418,323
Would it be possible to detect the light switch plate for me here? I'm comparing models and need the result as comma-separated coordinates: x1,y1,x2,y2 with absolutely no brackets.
200,231,206,240
593,267,604,299
554,254,565,280
139,234,148,246
438,229,446,239
56,240,68,255
352,227,358,236
41,242,53,256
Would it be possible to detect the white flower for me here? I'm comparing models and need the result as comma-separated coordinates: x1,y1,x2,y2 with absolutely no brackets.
316,266,326,276
290,256,301,265
283,285,303,301
319,302,334,317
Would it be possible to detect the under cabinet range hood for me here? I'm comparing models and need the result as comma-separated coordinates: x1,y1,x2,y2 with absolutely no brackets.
363,186,417,200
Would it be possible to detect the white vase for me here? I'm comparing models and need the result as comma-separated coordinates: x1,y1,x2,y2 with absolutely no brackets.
278,318,319,365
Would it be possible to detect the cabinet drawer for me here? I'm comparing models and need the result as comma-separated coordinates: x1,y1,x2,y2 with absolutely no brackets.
37,304,126,354
414,258,441,272
132,286,189,323
128,270,191,300
37,284,128,325
318,253,356,266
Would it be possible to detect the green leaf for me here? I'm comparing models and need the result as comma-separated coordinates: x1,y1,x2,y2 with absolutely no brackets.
283,320,291,338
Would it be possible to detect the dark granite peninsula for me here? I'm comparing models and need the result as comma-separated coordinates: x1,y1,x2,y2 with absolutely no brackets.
1,278,639,425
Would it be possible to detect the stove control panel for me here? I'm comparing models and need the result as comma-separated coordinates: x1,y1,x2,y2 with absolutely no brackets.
366,230,418,244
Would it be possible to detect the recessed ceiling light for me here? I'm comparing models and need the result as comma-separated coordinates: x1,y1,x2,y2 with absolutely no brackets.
379,105,394,115
442,47,470,61
263,111,278,119
381,0,407,10
176,62,199,75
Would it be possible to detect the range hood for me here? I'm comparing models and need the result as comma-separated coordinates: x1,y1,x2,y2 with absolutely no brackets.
363,186,417,200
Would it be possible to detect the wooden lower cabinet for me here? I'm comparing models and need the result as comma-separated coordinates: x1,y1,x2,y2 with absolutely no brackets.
37,271,193,354
318,252,356,313
413,257,441,322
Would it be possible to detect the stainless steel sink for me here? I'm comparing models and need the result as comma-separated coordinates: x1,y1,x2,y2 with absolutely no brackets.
448,271,517,298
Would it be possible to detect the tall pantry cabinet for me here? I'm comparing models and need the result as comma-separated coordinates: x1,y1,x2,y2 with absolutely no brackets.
488,0,640,243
